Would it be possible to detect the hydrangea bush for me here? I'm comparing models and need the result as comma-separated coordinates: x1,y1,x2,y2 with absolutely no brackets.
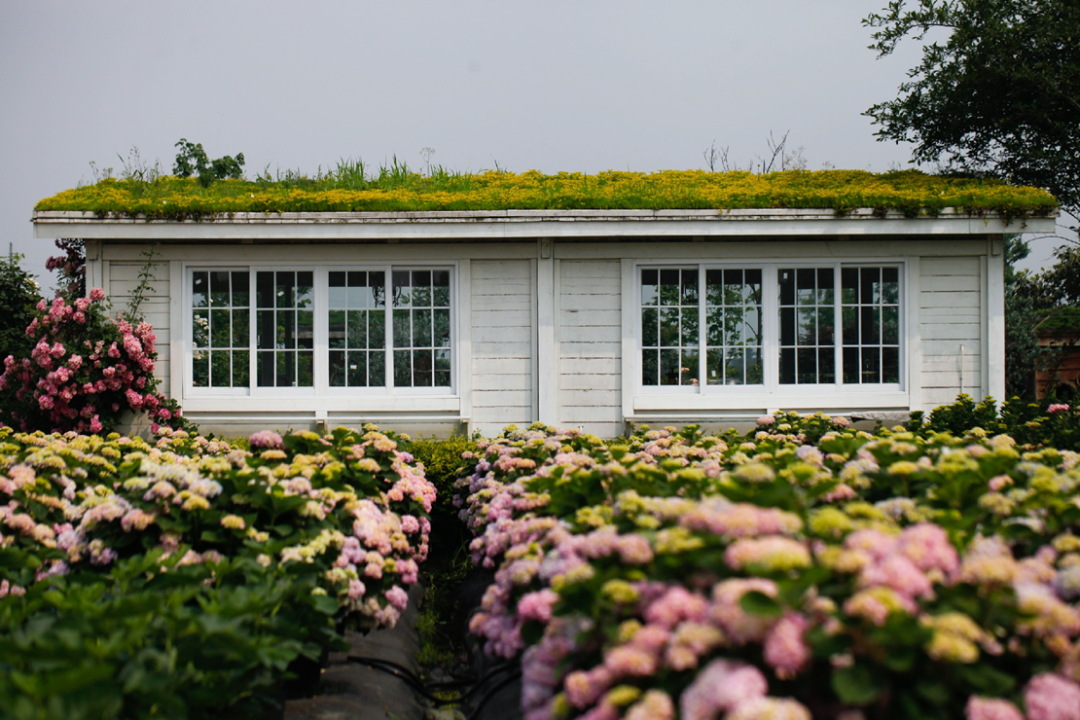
0,289,185,434
455,416,1080,720
0,423,435,716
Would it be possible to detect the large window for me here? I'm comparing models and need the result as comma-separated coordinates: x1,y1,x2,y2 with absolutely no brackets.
188,266,453,395
639,263,902,392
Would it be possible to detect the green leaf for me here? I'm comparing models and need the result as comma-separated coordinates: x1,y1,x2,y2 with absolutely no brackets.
739,590,783,618
832,665,886,706
310,593,339,616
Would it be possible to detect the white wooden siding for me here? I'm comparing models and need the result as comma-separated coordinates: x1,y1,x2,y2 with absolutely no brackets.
108,262,171,390
470,260,535,436
919,256,983,411
558,261,622,437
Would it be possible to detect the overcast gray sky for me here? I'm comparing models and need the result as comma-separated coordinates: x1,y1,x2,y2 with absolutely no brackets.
1,0,1070,289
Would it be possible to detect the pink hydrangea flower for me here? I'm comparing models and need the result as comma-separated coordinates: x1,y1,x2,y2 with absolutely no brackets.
249,430,285,449
1024,673,1080,720
1048,404,1070,414
965,696,1025,720
763,613,811,678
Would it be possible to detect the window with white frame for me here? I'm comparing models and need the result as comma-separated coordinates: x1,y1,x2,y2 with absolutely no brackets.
188,266,454,395
638,263,902,393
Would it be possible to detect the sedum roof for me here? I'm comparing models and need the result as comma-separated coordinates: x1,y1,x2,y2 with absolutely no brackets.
35,169,1057,222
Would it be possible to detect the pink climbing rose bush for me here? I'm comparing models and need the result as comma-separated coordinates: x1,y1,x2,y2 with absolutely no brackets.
0,289,186,434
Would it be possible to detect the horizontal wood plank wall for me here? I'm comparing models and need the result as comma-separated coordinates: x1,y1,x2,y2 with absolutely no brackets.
108,262,171,391
558,260,622,437
471,260,535,436
920,256,983,409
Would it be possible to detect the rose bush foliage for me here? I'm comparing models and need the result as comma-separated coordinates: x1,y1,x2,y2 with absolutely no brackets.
0,423,435,718
455,415,1080,720
0,290,185,435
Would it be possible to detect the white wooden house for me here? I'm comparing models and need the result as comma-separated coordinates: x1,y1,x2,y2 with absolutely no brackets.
32,208,1056,438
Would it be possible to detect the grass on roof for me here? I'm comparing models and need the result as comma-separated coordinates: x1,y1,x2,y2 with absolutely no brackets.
1036,307,1080,335
35,162,1058,222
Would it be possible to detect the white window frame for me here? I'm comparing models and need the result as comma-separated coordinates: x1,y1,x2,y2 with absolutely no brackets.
629,258,909,413
181,262,459,411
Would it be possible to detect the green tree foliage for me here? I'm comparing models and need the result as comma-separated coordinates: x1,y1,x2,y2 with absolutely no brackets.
865,0,1080,216
0,254,42,364
173,138,246,188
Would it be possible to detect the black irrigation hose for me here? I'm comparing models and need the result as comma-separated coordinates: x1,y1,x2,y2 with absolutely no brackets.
465,669,522,720
345,655,518,708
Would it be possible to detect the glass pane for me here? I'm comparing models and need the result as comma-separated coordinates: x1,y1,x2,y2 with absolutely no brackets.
780,307,795,346
797,308,816,345
744,307,760,344
347,272,367,309
862,347,881,383
256,272,274,308
210,271,230,307
819,348,835,384
861,268,879,304
433,308,451,347
297,311,314,349
329,310,347,349
414,309,432,347
278,311,295,349
393,309,411,348
706,348,722,385
745,269,762,303
841,267,858,304
817,307,834,345
210,309,230,347
643,349,658,385
817,268,834,304
297,351,313,387
706,309,724,346
393,271,411,307
232,309,249,348
193,353,209,387
347,351,366,387
842,306,858,345
681,269,698,304
797,348,817,384
746,347,763,384
330,350,346,386
193,309,209,348
394,350,411,386
276,272,295,309
705,269,723,305
232,271,249,307
234,350,249,387
883,347,900,383
192,272,208,308
780,348,795,384
681,349,699,385
642,308,659,347
659,269,680,305
883,306,899,345
882,267,899,304
258,310,275,350
414,349,433,386
659,308,679,346
778,269,795,306
432,271,451,306
843,347,860,384
277,352,295,386
796,268,816,305
258,351,274,386
660,349,680,386
370,272,386,308
861,307,879,344
412,271,432,306
211,351,231,388
329,271,347,308
725,349,744,385
369,350,386,387
296,272,313,309
369,309,386,349
641,269,659,306
681,307,698,346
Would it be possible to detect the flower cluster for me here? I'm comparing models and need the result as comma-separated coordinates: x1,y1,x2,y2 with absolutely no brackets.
455,415,1080,720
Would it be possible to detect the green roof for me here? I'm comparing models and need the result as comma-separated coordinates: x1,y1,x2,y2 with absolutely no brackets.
1036,307,1080,336
35,168,1057,222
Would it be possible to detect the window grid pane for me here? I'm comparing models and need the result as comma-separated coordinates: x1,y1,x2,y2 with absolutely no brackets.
778,268,836,385
842,266,901,384
329,271,386,388
641,268,699,386
192,270,249,388
256,271,314,388
391,269,452,388
705,268,763,386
